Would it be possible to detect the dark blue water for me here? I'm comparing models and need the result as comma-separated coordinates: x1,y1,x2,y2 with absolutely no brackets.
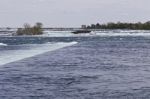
0,36,150,99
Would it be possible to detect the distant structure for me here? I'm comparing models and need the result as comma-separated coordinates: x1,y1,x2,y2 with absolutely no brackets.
0,28,16,36
81,25,87,29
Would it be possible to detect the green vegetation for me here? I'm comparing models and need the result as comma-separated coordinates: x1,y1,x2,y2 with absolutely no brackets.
16,22,43,35
84,21,150,30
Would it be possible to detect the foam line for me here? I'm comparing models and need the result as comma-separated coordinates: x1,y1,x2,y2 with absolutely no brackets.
0,42,77,66
0,43,7,46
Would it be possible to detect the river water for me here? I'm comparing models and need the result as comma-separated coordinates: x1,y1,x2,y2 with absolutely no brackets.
0,36,150,99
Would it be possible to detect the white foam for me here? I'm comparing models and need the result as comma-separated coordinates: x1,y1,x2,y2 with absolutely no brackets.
39,30,150,37
0,43,7,46
92,30,150,37
0,42,77,66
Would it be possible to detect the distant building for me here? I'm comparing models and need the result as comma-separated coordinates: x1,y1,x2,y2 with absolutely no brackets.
81,25,86,29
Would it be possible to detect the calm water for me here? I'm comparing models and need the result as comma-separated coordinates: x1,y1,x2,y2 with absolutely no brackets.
0,36,150,99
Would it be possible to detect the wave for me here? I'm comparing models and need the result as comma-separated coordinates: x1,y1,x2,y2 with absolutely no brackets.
42,30,150,37
0,42,77,66
0,43,7,46
88,30,150,36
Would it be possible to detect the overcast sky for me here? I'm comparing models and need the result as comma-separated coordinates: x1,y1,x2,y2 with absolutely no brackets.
0,0,150,27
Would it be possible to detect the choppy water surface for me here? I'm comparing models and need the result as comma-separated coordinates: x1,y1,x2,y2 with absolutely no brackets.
0,36,150,98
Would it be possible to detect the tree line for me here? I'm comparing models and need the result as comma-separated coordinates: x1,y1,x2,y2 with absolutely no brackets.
16,22,43,35
84,21,150,30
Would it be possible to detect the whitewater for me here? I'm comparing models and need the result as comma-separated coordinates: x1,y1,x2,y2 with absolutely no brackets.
0,42,77,66
0,43,7,46
0,32,150,98
41,30,150,37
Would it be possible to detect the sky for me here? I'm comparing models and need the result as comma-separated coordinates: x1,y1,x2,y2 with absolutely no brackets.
0,0,150,27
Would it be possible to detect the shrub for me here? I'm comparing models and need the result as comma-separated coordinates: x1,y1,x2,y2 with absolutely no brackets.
16,22,43,35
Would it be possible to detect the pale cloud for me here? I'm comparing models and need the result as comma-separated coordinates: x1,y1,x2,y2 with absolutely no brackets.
0,0,150,27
